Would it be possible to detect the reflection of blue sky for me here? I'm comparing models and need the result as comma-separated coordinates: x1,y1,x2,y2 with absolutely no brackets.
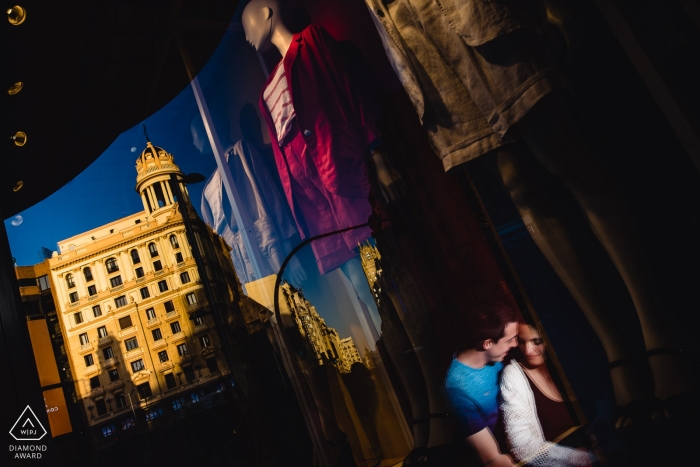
4,86,217,266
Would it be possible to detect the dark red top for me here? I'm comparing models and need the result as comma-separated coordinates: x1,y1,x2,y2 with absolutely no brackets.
527,377,574,441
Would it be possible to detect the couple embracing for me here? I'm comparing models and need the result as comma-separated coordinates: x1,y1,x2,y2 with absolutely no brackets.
445,303,597,467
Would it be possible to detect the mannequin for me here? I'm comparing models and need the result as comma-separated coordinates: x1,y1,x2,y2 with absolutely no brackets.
365,0,693,423
192,110,306,287
242,0,383,344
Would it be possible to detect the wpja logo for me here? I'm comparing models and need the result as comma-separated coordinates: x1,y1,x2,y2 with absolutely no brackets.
8,406,47,460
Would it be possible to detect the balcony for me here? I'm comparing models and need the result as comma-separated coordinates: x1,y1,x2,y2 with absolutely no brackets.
193,323,208,334
98,335,112,346
124,347,143,359
159,361,173,371
118,326,136,338
101,358,118,369
90,386,105,398
165,310,178,319
151,339,167,350
171,331,185,342
79,342,93,353
107,380,124,391
110,285,124,292
187,299,207,311
88,294,99,301
147,317,160,326
200,346,215,358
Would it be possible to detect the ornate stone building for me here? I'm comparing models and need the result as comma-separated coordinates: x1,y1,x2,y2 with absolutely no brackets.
48,141,231,443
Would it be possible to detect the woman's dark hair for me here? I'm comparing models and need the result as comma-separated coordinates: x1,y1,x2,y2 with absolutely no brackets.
460,301,520,352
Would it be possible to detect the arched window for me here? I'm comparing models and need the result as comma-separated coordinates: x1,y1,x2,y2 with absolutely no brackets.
148,242,159,258
66,274,75,289
83,267,93,282
105,258,119,274
169,235,179,249
131,249,141,264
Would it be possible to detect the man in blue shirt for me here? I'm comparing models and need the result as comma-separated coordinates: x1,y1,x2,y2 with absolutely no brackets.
445,302,520,466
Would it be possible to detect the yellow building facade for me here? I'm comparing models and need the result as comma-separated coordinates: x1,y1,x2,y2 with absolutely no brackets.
48,142,229,437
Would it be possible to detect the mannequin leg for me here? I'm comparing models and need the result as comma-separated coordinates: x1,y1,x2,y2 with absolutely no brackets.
497,148,651,406
515,92,693,400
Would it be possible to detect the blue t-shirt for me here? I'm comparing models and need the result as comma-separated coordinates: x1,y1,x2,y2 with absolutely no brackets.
444,358,503,437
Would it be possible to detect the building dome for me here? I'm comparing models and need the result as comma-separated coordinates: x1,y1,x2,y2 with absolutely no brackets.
135,141,183,185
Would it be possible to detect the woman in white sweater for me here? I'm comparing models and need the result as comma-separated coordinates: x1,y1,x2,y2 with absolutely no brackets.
500,323,596,467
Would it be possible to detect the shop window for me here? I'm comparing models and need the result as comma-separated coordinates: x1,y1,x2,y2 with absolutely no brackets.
145,407,162,420
171,397,185,410
101,424,116,437
121,417,135,430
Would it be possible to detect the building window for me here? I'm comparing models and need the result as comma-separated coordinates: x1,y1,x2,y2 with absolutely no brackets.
114,295,127,308
145,407,162,420
185,292,197,305
115,393,127,409
164,300,175,312
153,260,163,271
131,249,141,265
145,307,156,320
152,328,163,341
148,242,159,258
158,350,169,363
136,382,152,399
199,335,211,348
69,292,79,304
124,337,138,351
170,235,180,249
37,275,50,291
190,391,199,403
175,252,183,264
101,425,116,438
74,311,83,324
79,333,89,345
118,315,133,329
97,326,108,338
170,321,181,334
103,347,114,360
139,287,150,299
95,398,107,415
66,274,75,289
92,305,102,317
84,354,94,367
206,357,219,373
108,369,119,382
105,258,119,273
183,366,196,383
131,359,145,373
158,280,168,292
87,285,97,296
109,276,123,288
193,316,204,326
121,417,135,430
177,343,188,356
165,373,178,390
89,375,101,389
180,271,190,284
171,397,184,410
83,267,93,282
135,267,144,278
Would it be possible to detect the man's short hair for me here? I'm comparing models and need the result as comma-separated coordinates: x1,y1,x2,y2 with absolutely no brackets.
460,301,520,351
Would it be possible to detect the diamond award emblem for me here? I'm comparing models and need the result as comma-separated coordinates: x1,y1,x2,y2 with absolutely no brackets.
9,406,47,441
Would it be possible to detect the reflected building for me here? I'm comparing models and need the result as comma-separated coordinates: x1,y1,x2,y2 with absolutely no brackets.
47,141,232,446
359,240,382,308
281,282,367,374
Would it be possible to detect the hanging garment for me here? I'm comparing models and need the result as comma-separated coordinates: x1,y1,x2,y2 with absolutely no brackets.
259,24,378,274
200,139,297,283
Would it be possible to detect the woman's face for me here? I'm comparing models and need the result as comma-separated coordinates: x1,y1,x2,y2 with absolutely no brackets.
518,323,545,368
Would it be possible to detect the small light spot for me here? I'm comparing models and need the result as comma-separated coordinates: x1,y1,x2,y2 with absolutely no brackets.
131,147,137,153
10,215,23,226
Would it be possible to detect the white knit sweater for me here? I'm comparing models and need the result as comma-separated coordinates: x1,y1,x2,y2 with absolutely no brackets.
500,361,596,467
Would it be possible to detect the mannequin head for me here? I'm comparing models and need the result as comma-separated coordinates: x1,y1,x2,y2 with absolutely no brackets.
241,0,292,55
190,106,233,156
190,114,212,155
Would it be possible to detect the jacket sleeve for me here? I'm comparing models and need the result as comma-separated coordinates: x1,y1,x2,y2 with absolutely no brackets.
500,362,595,467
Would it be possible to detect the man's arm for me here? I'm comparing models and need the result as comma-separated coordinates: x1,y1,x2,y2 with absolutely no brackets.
466,428,515,467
